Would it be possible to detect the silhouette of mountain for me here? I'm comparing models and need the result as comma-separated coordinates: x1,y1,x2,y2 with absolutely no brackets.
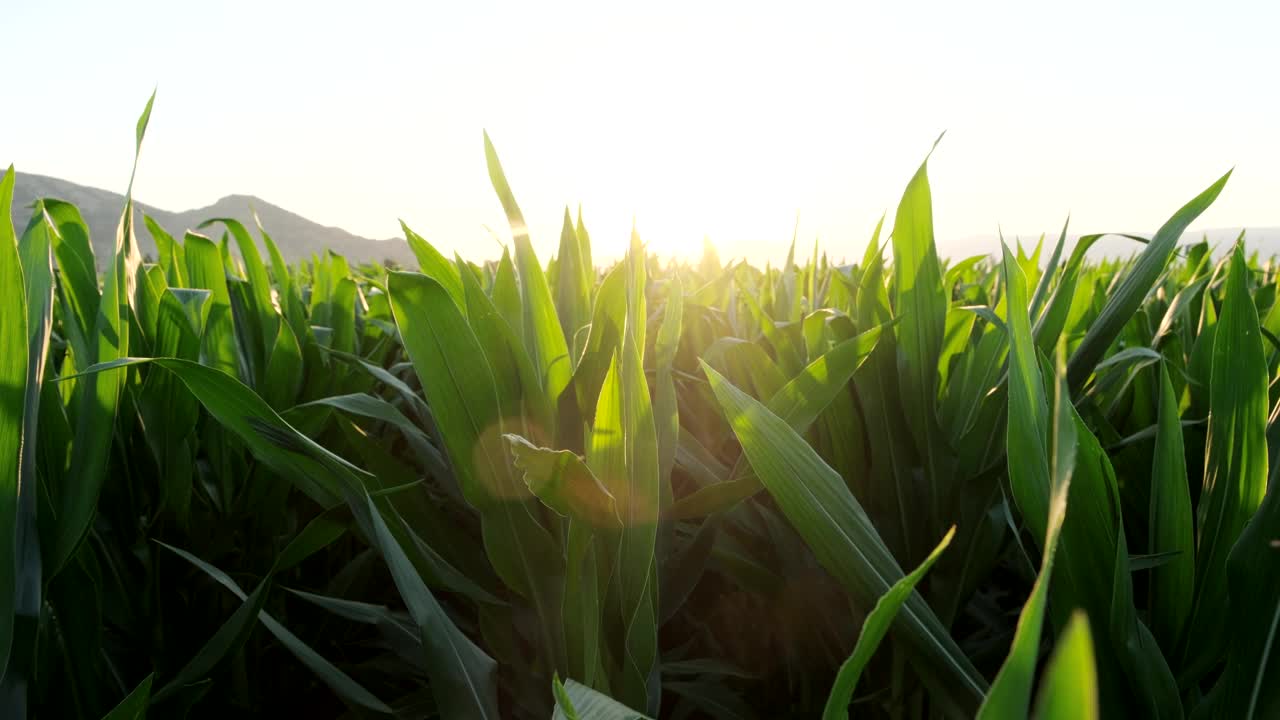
5,171,417,268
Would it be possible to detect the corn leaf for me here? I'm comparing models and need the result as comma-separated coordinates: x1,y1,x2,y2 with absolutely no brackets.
586,247,660,709
672,323,884,519
99,673,154,720
1032,612,1100,720
0,166,28,692
822,526,955,720
552,677,651,720
701,361,987,715
979,245,1078,718
1148,362,1194,653
1182,245,1268,679
1066,172,1230,389
505,434,619,527
891,135,950,538
484,132,572,418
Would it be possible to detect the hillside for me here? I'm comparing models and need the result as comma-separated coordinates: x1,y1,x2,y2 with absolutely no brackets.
5,172,417,268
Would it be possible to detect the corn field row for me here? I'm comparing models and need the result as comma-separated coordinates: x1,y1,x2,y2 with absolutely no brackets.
0,95,1276,719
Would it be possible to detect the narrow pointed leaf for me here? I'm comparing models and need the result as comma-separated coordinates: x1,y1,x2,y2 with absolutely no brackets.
823,526,955,719
1032,612,1100,720
701,362,987,715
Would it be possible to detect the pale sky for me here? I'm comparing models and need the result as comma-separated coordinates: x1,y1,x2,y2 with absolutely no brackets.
3,0,1278,263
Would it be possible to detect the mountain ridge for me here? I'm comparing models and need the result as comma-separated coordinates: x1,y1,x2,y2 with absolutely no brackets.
4,171,418,268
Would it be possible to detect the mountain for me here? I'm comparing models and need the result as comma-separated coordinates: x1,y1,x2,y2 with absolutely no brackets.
4,171,418,268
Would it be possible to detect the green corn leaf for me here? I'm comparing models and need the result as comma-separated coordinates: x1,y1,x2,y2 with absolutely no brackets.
1028,217,1069,319
943,254,987,296
654,274,683,510
1214,455,1280,718
1032,233,1100,355
492,246,524,346
735,274,802,375
52,99,151,576
401,220,464,310
575,208,593,295
292,393,442,471
263,319,304,410
99,673,154,720
68,356,347,503
1148,362,1194,654
587,275,660,708
323,351,431,425
255,214,307,341
184,232,241,378
144,214,186,287
671,323,884,519
1152,276,1210,349
200,217,279,384
285,588,413,630
709,338,786,401
561,521,604,687
14,201,56,707
365,491,503,718
41,199,98,367
1182,245,1268,679
823,526,955,720
389,270,564,673
69,355,500,717
891,135,950,539
1001,242,1053,542
484,132,572,418
1005,237,1182,714
556,208,592,355
939,305,979,391
505,434,619,526
700,361,987,715
457,253,554,440
584,234,659,710
156,518,390,713
154,512,353,700
0,166,28,694
12,202,56,666
328,277,358,355
139,288,207,525
332,419,505,606
1032,612,1100,720
980,248,1077,718
553,676,651,720
1066,171,1230,389
568,264,627,430
387,271,513,507
150,553,276,703
135,263,167,349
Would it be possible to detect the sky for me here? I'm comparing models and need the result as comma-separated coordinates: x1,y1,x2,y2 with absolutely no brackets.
3,0,1278,263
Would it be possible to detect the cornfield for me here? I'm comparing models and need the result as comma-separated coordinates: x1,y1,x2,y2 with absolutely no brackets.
1,94,1276,719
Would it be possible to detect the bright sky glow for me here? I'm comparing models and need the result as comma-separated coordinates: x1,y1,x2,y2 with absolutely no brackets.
3,0,1278,263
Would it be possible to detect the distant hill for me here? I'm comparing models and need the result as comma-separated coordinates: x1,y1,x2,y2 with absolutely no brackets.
4,171,418,268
